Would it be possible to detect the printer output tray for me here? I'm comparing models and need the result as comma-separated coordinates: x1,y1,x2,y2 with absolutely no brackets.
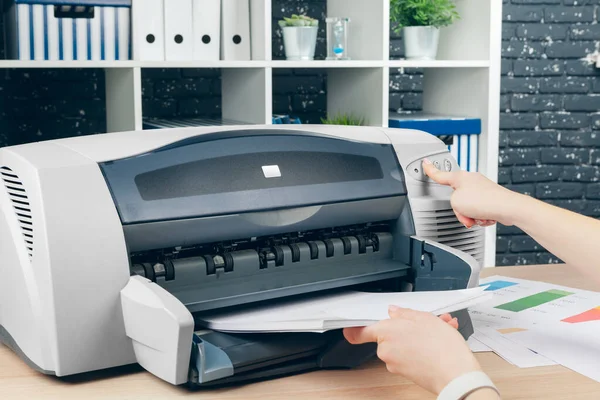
188,308,474,388
188,329,376,388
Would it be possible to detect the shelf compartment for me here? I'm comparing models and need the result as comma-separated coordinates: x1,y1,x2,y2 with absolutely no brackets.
140,67,271,128
271,67,386,127
326,0,388,61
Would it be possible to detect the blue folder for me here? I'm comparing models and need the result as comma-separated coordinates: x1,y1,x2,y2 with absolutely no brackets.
388,112,481,136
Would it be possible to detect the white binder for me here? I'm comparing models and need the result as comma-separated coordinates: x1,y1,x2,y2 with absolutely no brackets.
164,0,194,61
131,0,165,61
221,0,251,60
116,6,132,61
192,0,221,61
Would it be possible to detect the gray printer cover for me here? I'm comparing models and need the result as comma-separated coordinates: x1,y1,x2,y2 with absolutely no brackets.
98,130,407,225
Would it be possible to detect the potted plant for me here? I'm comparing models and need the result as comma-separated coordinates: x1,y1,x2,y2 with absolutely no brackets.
390,0,460,60
278,14,319,61
321,112,366,126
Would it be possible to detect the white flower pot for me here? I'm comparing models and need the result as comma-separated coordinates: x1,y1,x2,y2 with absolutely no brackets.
282,26,318,60
403,26,440,60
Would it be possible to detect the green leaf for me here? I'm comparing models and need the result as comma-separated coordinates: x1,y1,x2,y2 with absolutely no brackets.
279,14,318,26
389,0,460,29
321,112,366,126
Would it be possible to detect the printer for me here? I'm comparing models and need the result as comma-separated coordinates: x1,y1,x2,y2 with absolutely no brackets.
0,125,485,387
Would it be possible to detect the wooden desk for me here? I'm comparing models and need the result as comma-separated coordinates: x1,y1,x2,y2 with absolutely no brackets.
2,264,600,399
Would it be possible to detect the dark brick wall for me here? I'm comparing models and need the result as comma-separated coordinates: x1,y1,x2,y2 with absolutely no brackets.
142,68,222,119
0,68,107,146
497,0,600,266
0,1,599,267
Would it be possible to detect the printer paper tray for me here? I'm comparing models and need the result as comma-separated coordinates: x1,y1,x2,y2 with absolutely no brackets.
188,310,475,387
188,330,376,387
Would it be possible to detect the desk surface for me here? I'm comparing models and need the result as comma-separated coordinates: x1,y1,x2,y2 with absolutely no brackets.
2,264,600,399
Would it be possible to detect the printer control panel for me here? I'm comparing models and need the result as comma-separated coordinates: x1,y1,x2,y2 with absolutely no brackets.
405,154,459,183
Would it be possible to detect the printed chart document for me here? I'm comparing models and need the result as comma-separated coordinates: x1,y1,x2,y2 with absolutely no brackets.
197,287,492,333
472,275,600,331
468,276,600,381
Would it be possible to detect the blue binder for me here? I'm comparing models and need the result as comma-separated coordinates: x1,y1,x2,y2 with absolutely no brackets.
388,112,481,136
389,112,482,172
4,0,132,60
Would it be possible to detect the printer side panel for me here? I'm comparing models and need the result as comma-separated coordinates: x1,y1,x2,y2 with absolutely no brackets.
0,149,53,373
0,143,136,376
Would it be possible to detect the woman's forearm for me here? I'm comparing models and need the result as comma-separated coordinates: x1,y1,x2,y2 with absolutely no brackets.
421,161,600,281
505,192,600,282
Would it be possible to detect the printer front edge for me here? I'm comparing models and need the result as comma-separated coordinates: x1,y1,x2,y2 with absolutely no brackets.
0,124,484,388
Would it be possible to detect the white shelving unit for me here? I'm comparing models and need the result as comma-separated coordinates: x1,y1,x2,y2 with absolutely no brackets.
0,0,502,266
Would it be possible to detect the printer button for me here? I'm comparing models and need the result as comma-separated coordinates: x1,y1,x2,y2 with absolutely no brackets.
433,160,441,169
444,159,453,172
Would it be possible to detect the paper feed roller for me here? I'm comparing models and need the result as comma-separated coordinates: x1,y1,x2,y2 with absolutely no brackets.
130,222,407,314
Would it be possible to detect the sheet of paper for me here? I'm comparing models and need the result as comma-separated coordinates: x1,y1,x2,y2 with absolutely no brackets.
473,326,556,368
501,321,600,382
197,287,492,333
467,336,492,353
327,287,492,321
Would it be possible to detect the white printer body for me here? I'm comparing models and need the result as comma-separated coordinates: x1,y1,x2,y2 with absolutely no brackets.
0,125,484,387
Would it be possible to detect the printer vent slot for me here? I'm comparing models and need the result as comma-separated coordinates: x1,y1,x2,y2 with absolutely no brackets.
1,166,33,261
413,206,484,266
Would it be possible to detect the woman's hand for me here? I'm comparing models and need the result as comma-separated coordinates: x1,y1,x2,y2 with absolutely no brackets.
344,306,482,395
422,159,522,228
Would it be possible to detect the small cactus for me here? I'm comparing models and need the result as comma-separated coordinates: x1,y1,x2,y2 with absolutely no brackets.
278,14,318,28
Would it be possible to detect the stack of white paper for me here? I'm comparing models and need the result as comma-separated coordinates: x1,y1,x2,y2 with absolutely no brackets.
197,287,493,333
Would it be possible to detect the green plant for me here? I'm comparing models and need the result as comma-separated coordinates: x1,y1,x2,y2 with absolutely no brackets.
321,113,365,126
390,0,460,32
278,14,318,27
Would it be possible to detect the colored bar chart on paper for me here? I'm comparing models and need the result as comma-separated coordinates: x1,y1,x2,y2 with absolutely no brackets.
481,280,519,291
495,289,573,312
497,327,528,334
562,307,600,324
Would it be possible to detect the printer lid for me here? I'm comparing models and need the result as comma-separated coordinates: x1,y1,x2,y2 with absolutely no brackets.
99,129,407,225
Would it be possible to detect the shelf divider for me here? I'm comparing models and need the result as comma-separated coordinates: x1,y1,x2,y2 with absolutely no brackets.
105,67,143,133
222,67,271,124
327,67,387,127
